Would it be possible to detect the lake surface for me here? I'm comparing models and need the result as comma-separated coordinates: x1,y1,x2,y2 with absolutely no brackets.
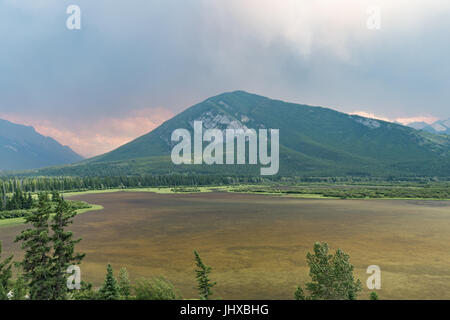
1,191,450,299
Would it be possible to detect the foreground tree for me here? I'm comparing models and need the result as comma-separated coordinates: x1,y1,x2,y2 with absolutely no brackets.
50,197,85,300
295,242,362,300
10,275,28,300
71,281,97,300
15,193,85,300
15,193,53,300
0,242,13,300
194,250,216,300
370,292,379,300
99,264,120,300
118,267,131,300
294,286,306,300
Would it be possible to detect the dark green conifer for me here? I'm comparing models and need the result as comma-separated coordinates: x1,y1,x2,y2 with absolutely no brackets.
15,193,52,300
99,264,120,300
0,242,13,300
194,250,216,300
50,197,85,299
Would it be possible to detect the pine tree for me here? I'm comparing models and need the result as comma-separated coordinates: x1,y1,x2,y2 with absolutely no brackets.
370,292,379,300
99,264,119,300
118,267,131,300
15,193,53,300
1,182,6,211
294,286,307,300
194,250,216,300
0,242,13,300
11,275,28,300
51,190,60,203
50,197,85,300
295,242,362,300
71,281,97,300
25,193,33,209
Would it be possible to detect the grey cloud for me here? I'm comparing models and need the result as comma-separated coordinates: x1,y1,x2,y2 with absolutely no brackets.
1,0,449,126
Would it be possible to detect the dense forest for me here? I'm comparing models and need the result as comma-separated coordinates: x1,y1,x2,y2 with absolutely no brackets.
0,175,448,194
0,175,262,193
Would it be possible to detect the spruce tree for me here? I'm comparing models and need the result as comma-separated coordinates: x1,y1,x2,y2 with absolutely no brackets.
25,193,33,209
15,193,53,300
99,264,119,300
1,182,6,211
370,292,379,300
118,267,131,300
294,286,307,300
11,275,28,300
51,190,60,203
0,242,13,300
194,250,216,300
50,197,85,300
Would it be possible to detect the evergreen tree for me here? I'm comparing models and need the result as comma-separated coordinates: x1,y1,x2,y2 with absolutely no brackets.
15,193,53,300
50,197,85,300
370,292,379,300
1,182,6,211
99,264,119,300
25,193,33,209
11,275,28,300
0,242,13,300
51,190,61,203
71,281,97,300
295,242,362,300
294,286,307,300
194,250,216,300
118,267,131,300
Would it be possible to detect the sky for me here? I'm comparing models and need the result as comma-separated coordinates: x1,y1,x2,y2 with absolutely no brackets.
1,0,450,157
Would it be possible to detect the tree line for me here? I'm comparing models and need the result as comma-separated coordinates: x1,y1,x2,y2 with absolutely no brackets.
0,189,68,220
0,188,33,212
0,175,262,194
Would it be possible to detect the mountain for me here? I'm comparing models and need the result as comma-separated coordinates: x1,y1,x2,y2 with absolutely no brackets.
0,119,83,171
21,91,450,177
407,119,450,135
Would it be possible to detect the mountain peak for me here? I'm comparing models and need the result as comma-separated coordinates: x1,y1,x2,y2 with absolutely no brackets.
41,91,450,177
205,90,270,103
406,118,450,135
0,118,83,172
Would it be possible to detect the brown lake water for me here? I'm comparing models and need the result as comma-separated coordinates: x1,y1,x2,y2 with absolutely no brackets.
1,191,450,299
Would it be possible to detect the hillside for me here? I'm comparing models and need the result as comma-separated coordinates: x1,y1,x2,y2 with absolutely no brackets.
0,119,83,171
17,91,450,177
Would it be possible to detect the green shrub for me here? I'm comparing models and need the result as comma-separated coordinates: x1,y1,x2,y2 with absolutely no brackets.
133,277,181,300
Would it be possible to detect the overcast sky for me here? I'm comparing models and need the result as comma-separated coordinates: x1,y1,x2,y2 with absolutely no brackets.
1,0,449,157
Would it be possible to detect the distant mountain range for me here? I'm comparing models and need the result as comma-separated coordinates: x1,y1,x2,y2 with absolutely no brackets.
25,91,450,177
406,119,450,135
0,119,83,171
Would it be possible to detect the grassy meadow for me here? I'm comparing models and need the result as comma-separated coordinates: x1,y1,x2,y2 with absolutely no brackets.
1,191,450,299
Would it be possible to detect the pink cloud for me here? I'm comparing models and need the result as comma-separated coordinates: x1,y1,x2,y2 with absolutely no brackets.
0,108,174,158
349,111,391,122
395,116,438,125
350,111,438,125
